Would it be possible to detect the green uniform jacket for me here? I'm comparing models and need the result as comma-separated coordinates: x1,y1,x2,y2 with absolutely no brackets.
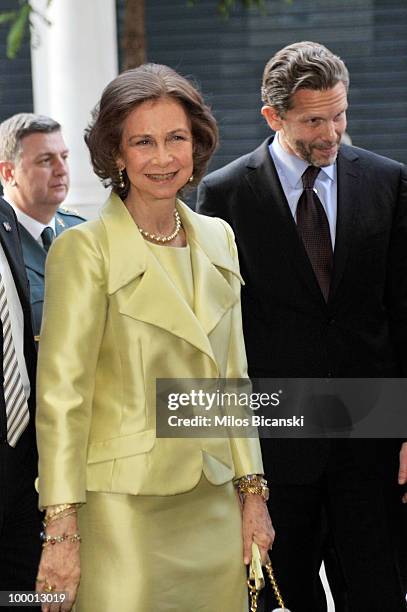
19,207,85,340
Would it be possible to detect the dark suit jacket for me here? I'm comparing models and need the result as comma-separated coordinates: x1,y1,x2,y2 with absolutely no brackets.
197,138,407,483
0,197,37,479
19,208,85,338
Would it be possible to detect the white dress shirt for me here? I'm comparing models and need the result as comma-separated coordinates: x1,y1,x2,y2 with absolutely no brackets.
0,243,30,400
9,204,56,247
269,133,338,248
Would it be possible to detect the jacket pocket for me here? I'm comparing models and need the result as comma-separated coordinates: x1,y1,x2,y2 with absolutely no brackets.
87,429,155,464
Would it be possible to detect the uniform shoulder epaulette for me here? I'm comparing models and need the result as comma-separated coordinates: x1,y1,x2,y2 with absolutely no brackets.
58,206,86,219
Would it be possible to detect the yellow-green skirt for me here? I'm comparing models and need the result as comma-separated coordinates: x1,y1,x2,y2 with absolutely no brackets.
74,477,248,611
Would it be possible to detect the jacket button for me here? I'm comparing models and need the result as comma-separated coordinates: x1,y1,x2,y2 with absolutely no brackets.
327,317,336,325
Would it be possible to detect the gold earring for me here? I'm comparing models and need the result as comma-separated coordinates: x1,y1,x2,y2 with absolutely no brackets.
188,175,194,183
118,168,125,189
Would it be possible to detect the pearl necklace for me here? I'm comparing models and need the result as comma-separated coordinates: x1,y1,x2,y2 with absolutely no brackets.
137,210,182,243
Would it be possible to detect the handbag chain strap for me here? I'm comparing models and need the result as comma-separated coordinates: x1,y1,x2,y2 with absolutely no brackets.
247,559,286,611
265,560,285,608
248,579,259,611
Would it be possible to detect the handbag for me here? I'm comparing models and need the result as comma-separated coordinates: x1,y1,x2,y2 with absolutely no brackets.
248,543,291,611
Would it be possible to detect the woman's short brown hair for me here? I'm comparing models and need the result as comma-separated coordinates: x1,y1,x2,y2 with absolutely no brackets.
85,63,218,198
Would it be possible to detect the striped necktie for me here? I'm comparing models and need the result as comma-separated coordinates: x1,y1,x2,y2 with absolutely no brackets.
0,272,29,447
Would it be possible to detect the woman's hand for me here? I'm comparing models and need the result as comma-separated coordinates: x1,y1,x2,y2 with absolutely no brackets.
36,513,81,612
241,494,275,565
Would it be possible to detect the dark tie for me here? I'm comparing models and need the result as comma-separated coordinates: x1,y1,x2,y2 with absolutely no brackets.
41,226,55,252
296,166,333,301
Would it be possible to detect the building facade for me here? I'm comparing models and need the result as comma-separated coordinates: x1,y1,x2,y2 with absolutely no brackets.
0,0,406,216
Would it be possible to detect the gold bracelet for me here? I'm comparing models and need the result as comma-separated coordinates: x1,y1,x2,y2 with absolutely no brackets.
43,508,78,527
235,474,269,502
45,503,82,521
45,503,76,519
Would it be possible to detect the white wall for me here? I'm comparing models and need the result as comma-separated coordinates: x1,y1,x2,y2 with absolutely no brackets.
30,0,119,219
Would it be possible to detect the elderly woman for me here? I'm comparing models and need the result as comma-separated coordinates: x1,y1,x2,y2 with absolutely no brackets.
35,64,273,612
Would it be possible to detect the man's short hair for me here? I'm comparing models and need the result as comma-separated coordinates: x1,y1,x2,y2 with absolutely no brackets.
0,113,61,162
261,41,350,116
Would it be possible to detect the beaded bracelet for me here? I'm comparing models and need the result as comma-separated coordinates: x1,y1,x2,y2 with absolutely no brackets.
41,532,81,548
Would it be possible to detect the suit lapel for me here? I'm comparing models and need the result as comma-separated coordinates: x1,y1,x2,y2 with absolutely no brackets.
329,147,360,299
245,138,326,304
100,194,239,367
0,200,30,306
0,199,36,398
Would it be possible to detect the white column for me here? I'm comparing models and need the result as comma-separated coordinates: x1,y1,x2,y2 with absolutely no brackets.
30,0,119,219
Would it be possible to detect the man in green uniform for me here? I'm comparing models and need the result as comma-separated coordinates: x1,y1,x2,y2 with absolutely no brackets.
0,113,85,339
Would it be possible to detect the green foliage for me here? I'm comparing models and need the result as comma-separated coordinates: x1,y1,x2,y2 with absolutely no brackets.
0,0,53,59
6,3,31,59
0,11,17,25
0,0,293,60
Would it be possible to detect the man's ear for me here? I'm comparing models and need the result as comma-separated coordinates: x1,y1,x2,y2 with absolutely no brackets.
0,161,16,186
261,106,284,132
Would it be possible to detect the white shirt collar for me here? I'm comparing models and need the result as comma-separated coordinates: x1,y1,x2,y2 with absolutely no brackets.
270,132,335,188
6,200,56,241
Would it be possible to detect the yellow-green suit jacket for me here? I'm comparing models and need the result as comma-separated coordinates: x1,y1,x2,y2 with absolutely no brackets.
36,194,263,507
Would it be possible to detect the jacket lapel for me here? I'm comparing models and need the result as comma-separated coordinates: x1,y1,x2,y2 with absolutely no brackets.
0,200,36,397
180,206,241,336
100,194,239,366
329,146,360,299
0,200,30,306
245,138,326,304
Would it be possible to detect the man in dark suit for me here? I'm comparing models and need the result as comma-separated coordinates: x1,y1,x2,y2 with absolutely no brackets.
0,195,40,601
0,113,85,339
197,41,407,611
